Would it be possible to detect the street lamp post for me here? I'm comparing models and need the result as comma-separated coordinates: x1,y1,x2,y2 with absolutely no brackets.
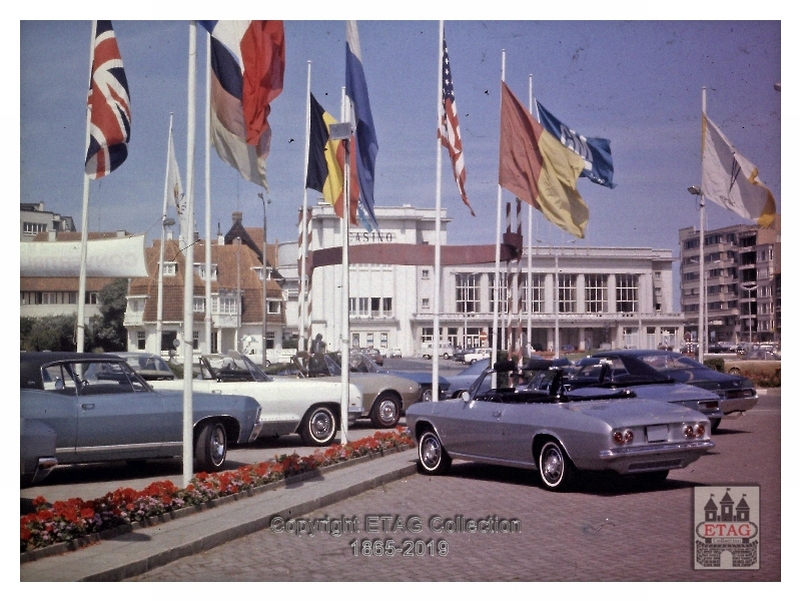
688,184,706,362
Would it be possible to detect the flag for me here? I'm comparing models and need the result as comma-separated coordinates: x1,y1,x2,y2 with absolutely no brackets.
200,20,285,189
345,21,379,229
535,100,615,189
85,20,131,179
166,125,186,237
701,113,776,228
439,33,474,216
499,82,588,238
306,93,359,224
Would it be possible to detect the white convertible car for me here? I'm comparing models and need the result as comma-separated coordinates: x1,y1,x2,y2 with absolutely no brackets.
151,351,363,446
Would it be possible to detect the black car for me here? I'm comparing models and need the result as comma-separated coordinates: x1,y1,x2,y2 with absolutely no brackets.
591,349,758,431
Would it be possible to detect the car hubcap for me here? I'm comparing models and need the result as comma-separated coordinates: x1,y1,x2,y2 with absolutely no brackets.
422,388,433,402
311,411,333,440
211,427,226,464
379,400,398,424
420,434,441,469
541,446,563,485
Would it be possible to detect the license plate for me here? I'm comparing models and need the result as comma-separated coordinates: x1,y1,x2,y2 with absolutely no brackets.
647,424,668,442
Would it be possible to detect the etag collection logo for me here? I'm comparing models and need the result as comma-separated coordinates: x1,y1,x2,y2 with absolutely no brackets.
694,486,760,570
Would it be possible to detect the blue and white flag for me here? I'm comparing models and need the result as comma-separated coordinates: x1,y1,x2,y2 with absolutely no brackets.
345,21,379,230
536,100,615,189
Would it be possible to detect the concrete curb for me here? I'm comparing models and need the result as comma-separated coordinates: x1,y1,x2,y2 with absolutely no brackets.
20,449,418,582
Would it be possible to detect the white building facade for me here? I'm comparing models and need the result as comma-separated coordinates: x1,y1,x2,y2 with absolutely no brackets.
284,203,686,357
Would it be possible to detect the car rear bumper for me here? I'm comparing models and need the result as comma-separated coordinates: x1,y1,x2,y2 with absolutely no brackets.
595,439,715,474
718,394,758,415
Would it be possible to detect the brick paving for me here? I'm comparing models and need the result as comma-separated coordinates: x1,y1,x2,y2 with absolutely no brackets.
128,392,781,582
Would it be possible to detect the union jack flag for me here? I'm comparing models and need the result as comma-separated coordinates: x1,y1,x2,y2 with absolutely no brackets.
85,20,131,179
439,33,473,216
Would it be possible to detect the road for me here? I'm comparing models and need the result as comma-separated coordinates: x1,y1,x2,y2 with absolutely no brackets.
124,389,781,582
20,356,466,511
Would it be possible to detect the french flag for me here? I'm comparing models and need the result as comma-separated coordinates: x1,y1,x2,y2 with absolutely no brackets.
200,21,285,189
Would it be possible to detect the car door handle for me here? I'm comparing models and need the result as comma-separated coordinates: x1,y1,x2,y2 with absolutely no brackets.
492,411,502,418
81,403,95,410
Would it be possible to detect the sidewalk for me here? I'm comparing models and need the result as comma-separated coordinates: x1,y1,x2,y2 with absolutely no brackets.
21,449,417,582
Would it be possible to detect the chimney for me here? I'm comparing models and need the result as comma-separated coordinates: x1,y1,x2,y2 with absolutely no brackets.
232,211,243,224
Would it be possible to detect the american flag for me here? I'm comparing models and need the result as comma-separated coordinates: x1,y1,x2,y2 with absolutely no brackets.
439,34,474,216
85,20,131,180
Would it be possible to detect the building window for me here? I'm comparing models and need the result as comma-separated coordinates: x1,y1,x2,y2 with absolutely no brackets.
194,263,218,281
421,269,430,280
421,297,430,310
193,331,199,350
584,274,608,313
265,331,275,350
163,262,177,276
137,331,146,350
22,222,47,236
616,274,639,313
456,273,481,314
489,273,508,313
267,300,281,314
193,296,206,313
86,292,98,305
558,274,576,313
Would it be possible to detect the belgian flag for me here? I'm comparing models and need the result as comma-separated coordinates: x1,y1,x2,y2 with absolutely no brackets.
306,93,359,224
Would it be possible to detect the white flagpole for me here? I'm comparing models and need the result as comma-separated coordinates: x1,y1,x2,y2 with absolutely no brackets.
491,50,506,371
432,21,444,401
340,85,350,445
156,113,174,355
299,61,312,354
698,86,707,363
182,21,198,487
526,74,534,353
204,31,213,355
77,20,97,354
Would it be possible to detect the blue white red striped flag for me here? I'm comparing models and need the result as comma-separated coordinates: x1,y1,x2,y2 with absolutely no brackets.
199,20,285,189
439,32,473,216
84,20,131,179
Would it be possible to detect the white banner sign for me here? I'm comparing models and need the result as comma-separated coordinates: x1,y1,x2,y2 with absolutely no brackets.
20,234,148,278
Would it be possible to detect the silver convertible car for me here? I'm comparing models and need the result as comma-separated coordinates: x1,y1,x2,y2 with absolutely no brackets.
20,352,263,483
406,361,714,492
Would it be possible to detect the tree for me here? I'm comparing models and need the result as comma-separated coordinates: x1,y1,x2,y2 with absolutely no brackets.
20,315,77,351
88,278,129,352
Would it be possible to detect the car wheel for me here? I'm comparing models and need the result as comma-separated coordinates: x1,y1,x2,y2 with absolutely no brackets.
728,367,742,375
537,440,573,491
300,406,337,446
417,429,451,475
194,421,227,471
370,392,401,428
710,418,721,432
442,353,450,360
421,387,433,403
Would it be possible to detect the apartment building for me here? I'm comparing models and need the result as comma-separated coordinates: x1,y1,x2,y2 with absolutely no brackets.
679,217,781,346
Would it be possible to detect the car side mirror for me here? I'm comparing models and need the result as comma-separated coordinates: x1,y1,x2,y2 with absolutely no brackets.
460,391,471,402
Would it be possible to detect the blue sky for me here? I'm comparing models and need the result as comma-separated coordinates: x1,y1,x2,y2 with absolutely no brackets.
18,17,782,308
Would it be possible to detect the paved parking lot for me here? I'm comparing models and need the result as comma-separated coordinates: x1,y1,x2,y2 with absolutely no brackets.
128,390,781,582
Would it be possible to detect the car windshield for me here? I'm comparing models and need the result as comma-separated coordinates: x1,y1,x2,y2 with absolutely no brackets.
636,353,707,372
569,356,671,384
203,352,271,382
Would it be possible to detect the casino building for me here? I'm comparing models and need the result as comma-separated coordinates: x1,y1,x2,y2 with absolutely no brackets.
280,203,686,357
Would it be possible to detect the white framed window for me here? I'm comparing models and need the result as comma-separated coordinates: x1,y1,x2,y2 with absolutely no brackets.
558,274,576,313
616,274,639,313
584,274,608,313
456,273,481,314
163,262,177,276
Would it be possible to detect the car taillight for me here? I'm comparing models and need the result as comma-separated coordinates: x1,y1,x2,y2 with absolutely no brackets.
613,429,634,444
684,424,705,438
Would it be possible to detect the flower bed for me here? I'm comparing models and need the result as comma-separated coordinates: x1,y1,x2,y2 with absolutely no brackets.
21,427,412,554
